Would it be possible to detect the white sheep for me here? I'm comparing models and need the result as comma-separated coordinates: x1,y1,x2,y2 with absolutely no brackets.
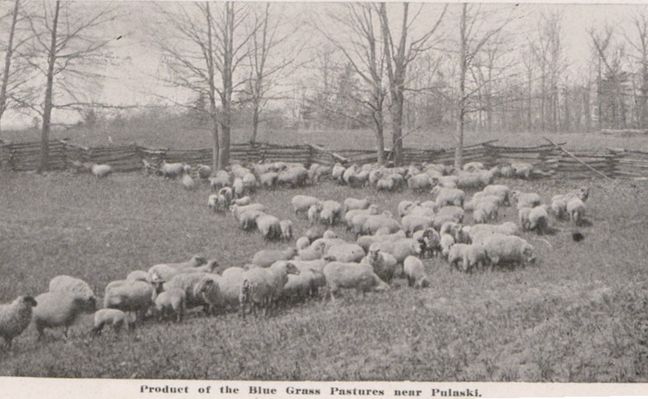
362,213,401,235
344,197,370,212
440,233,456,258
512,162,533,179
252,247,297,268
259,172,279,188
402,214,434,237
472,201,498,224
164,273,221,315
305,226,325,242
512,191,542,210
209,170,231,190
126,270,148,282
332,163,346,182
319,200,343,225
413,228,441,257
433,187,465,208
298,240,328,261
159,161,185,179
518,207,532,231
528,205,550,234
567,197,586,225
181,173,196,190
279,220,293,241
463,162,485,172
326,243,365,263
147,255,207,282
344,205,379,228
372,238,422,264
218,267,246,309
239,262,300,316
433,206,464,230
91,308,133,335
33,291,95,340
197,164,212,179
466,222,519,244
256,213,282,240
464,193,503,211
277,166,309,188
242,172,258,193
103,280,156,320
296,236,310,251
362,244,399,283
231,164,252,179
323,262,390,301
0,296,38,348
230,203,266,221
307,203,323,225
232,177,245,198
482,234,535,268
407,173,433,192
239,209,265,231
482,184,511,206
48,275,96,309
233,196,251,206
356,230,406,252
90,163,113,178
153,286,186,322
398,200,419,218
403,256,430,288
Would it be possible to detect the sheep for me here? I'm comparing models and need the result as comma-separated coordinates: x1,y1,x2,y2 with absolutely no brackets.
209,170,231,190
567,197,586,225
0,296,37,348
447,243,471,272
232,177,245,198
433,187,465,208
463,162,485,172
277,165,308,188
407,173,433,192
550,195,569,219
307,203,323,225
181,173,197,190
362,244,399,283
309,164,331,184
326,243,365,263
498,164,515,178
372,238,422,264
239,262,300,316
153,286,186,322
147,255,208,282
483,184,511,206
278,220,293,241
259,172,279,189
126,270,148,282
219,186,234,203
376,176,395,191
233,196,251,206
402,214,434,237
511,191,542,210
160,161,186,179
406,205,436,219
230,203,266,221
323,262,390,301
440,222,462,240
342,164,359,185
413,228,441,257
256,213,282,240
512,162,533,179
332,163,346,182
33,291,95,340
103,280,156,320
362,213,401,235
465,222,520,244
280,259,329,301
291,195,320,215
241,172,257,193
197,164,212,179
319,200,343,225
165,273,221,315
298,240,327,261
472,201,499,224
403,256,430,288
433,206,464,230
440,233,456,258
456,171,487,189
252,247,297,268
239,209,265,231
91,309,133,335
528,205,550,234
481,234,535,269
48,275,96,309
218,267,246,309
464,193,503,211
90,163,112,178
231,164,253,179
344,205,379,228
518,207,532,231
356,230,406,252
344,197,370,212
305,226,325,242
296,236,310,251
398,200,419,218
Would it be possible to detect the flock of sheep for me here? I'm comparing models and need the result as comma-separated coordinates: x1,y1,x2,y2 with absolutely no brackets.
0,156,591,351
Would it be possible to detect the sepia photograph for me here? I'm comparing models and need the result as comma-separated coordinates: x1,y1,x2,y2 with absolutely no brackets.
0,0,647,389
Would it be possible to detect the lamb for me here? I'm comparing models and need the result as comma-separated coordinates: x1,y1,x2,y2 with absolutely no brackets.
323,262,390,301
33,291,95,339
292,195,320,215
413,228,441,257
567,197,586,225
239,262,300,316
432,187,466,208
91,309,133,335
326,243,365,263
256,213,282,240
481,234,535,268
259,172,279,189
252,247,297,268
362,244,399,283
440,233,456,258
103,280,156,320
307,203,323,225
279,220,293,241
153,286,187,322
48,275,96,309
511,191,542,210
403,256,430,288
90,163,113,178
181,173,196,190
344,197,370,212
0,296,37,348
407,173,433,192
528,205,550,234
164,273,221,315
552,188,589,219
319,200,343,225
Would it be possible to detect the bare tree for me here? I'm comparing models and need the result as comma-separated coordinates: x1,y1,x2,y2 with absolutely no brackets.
623,10,648,129
22,0,117,172
377,2,447,166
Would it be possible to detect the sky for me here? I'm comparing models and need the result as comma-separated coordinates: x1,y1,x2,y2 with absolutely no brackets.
2,1,647,129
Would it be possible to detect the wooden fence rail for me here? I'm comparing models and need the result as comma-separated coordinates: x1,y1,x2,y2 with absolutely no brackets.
2,138,648,179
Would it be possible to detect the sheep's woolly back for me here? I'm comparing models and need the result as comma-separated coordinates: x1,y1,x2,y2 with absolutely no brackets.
0,296,36,343
49,275,95,306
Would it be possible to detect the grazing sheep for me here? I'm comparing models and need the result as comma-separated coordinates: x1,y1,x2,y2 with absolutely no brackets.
239,262,300,316
239,209,265,231
48,275,96,309
197,164,212,179
147,255,208,282
33,291,95,340
440,233,456,258
256,213,282,240
447,243,486,272
90,163,112,178
298,240,327,261
0,296,38,348
463,162,485,172
232,177,245,198
307,203,323,225
344,197,370,212
456,171,486,189
230,203,266,221
482,234,535,268
403,256,430,288
512,162,533,179
433,206,464,230
473,201,499,224
440,222,462,240
91,309,133,335
567,197,586,225
465,193,503,211
278,220,293,241
209,170,231,190
252,247,297,268
512,191,542,210
259,172,279,189
498,164,515,178
233,196,251,206
277,165,308,188
296,236,310,251
231,164,252,179
362,213,401,235
308,164,330,184
319,200,343,225
345,205,380,228
242,173,258,194
550,195,569,219
413,228,441,257
402,214,434,237
332,163,346,182
483,184,511,206
153,286,186,322
398,200,419,218
466,222,519,244
305,226,325,242
518,207,532,231
528,205,550,234
356,230,406,252
219,186,234,203
181,173,196,190
433,187,466,208
407,173,433,192
218,267,246,309
165,273,221,315
376,176,395,191
362,244,399,283
126,270,148,282
292,195,320,215
160,161,186,179
372,238,422,264
103,280,156,320
323,262,390,301
326,243,365,263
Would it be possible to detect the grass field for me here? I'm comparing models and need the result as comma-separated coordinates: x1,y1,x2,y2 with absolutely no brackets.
1,170,647,381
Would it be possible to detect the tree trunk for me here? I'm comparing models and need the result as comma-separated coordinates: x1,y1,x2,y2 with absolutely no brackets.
391,93,404,166
527,68,533,131
454,3,467,171
0,0,20,137
39,0,60,173
205,2,219,171
250,101,260,144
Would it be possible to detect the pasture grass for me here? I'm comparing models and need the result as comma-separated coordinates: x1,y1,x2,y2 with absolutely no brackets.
0,172,647,381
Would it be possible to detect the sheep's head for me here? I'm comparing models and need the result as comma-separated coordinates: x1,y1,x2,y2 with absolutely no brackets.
368,205,380,215
579,187,590,202
18,296,37,308
206,259,220,272
323,230,337,239
523,244,536,264
191,255,208,267
368,244,381,262
510,190,520,201
285,262,300,276
412,240,423,255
